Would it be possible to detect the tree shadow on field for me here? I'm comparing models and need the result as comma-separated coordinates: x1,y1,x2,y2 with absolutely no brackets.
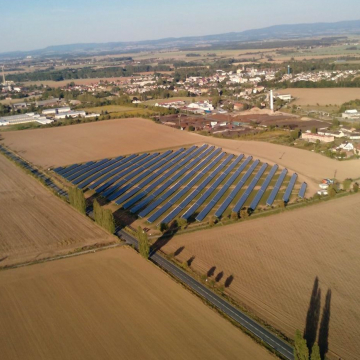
174,246,185,257
225,275,234,288
151,220,179,255
187,256,195,267
318,289,332,360
303,276,322,354
215,271,224,282
207,266,216,277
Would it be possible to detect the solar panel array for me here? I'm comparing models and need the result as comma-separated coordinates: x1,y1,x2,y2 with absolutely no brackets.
214,159,259,218
298,182,307,198
182,154,243,221
283,173,298,203
249,165,278,211
233,163,268,213
266,169,288,206
55,145,300,224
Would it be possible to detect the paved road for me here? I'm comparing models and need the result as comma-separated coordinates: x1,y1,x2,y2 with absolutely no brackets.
117,229,294,360
0,146,294,359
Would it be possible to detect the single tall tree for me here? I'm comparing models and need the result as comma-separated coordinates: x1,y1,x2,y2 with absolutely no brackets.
294,329,309,360
137,226,150,259
311,344,321,360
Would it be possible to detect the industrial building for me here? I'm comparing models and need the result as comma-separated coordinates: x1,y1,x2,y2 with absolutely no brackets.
0,113,54,126
54,110,86,120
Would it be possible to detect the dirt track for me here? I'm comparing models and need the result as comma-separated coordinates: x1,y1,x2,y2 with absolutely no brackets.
0,248,274,360
162,194,360,360
0,155,114,266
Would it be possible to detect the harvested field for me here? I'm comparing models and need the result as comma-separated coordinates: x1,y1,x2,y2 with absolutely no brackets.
277,88,360,106
1,118,198,168
2,118,360,191
0,247,274,360
0,155,114,267
162,194,360,360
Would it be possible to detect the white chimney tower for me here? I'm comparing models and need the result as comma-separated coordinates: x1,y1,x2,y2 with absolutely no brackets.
270,90,274,112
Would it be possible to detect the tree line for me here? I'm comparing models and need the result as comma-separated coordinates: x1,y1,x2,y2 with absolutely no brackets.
93,199,115,234
7,65,172,82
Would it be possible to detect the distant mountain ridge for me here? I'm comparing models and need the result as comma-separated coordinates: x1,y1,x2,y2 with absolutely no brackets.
2,19,360,58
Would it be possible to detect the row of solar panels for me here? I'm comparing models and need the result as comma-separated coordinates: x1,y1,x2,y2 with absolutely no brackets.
55,145,306,224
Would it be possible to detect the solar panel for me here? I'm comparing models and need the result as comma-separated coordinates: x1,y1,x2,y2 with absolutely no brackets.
214,159,260,219
299,182,307,198
138,146,219,218
102,152,164,199
160,154,233,224
131,145,211,214
195,156,253,222
62,161,95,179
77,156,125,189
182,154,243,220
248,164,278,211
283,173,298,202
72,157,124,185
109,149,180,202
114,148,186,205
233,163,268,213
148,152,225,223
94,153,150,193
88,154,139,190
124,145,202,210
266,169,288,206
67,158,111,182
54,163,80,175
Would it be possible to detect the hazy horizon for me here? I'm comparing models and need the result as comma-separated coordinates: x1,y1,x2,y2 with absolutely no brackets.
1,0,360,53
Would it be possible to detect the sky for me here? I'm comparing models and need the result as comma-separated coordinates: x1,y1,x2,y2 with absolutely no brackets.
1,0,360,52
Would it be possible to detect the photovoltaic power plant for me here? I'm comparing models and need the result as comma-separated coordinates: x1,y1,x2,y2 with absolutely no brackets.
54,145,302,224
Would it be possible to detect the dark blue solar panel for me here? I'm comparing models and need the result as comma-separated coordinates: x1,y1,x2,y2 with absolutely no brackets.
283,173,298,202
195,156,253,222
214,159,260,218
124,145,201,210
62,161,95,179
249,164,278,211
72,157,123,185
94,153,150,193
266,169,288,206
131,145,210,214
299,182,307,198
182,154,243,220
55,163,80,175
114,148,186,205
233,163,269,213
148,152,225,223
160,154,232,224
67,159,110,182
108,149,177,202
88,154,139,190
138,146,218,218
101,152,162,198
77,156,125,189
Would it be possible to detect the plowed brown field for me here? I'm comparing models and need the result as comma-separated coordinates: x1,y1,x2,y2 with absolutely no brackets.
162,194,360,360
0,247,274,360
277,88,360,105
0,155,114,266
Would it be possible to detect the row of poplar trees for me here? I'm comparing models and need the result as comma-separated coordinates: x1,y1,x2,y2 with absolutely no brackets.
93,199,115,234
69,187,115,233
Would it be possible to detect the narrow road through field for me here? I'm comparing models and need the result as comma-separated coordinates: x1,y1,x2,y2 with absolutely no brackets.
117,229,294,360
